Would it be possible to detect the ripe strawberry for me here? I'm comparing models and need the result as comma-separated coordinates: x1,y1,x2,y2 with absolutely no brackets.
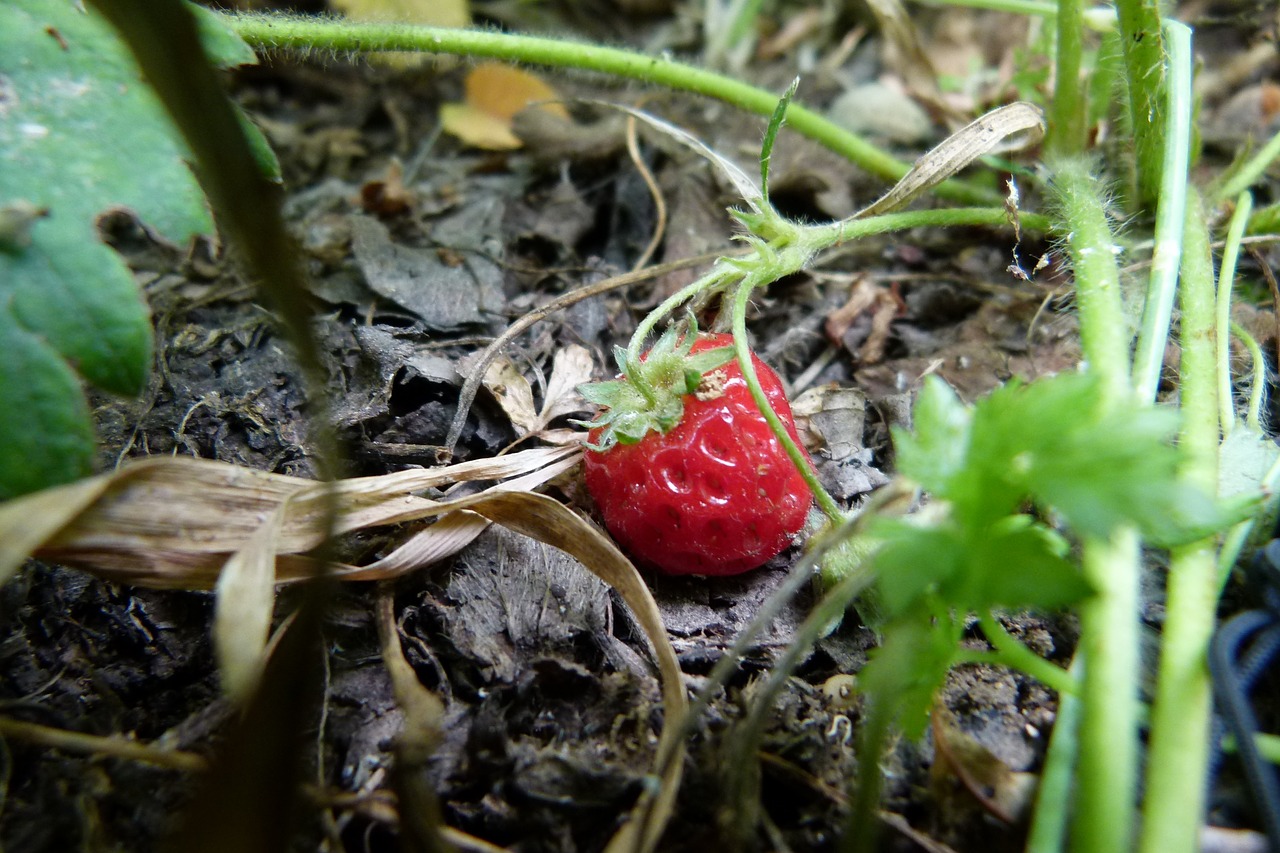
581,332,812,576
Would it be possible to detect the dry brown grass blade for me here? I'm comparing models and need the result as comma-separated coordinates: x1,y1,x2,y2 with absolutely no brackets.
855,101,1045,219
215,501,290,700
376,589,454,851
2,447,684,845
441,490,686,853
1,446,578,589
0,463,172,586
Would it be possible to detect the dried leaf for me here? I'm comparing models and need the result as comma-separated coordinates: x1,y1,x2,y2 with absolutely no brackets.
214,503,287,700
446,491,686,853
483,344,593,438
930,707,1037,824
855,102,1045,219
541,345,594,423
0,445,685,848
483,358,539,435
331,0,469,67
440,63,570,150
1,446,579,588
590,101,764,211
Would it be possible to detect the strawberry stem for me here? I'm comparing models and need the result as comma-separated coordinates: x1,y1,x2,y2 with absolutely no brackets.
729,276,845,523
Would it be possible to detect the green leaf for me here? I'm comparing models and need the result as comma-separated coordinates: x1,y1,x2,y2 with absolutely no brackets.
683,345,734,375
872,520,964,617
0,0,264,498
969,516,1091,611
760,77,800,207
893,376,972,495
0,304,95,498
860,614,960,740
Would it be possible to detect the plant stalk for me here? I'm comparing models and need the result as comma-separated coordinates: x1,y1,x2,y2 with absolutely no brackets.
730,278,844,522
1215,193,1253,436
1138,191,1222,853
223,12,999,207
1025,656,1085,853
978,611,1077,697
1049,158,1141,853
1113,0,1169,210
1216,129,1280,202
1132,20,1193,404
1072,528,1141,853
1047,0,1086,156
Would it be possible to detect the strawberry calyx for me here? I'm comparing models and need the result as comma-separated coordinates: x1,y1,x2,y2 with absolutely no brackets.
577,325,735,452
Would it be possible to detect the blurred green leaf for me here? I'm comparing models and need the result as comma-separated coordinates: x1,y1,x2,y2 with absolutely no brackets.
0,1,266,499
872,521,963,617
969,516,1090,611
892,376,971,495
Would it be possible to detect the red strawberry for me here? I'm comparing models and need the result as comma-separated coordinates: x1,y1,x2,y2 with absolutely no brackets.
581,333,812,576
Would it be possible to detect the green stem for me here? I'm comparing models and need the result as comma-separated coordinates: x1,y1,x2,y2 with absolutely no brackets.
977,612,1078,697
916,0,1117,27
1050,158,1131,397
1131,20,1193,403
1138,190,1221,853
1113,0,1169,210
1232,322,1266,431
1216,127,1280,202
1216,193,1253,436
817,206,1049,245
626,266,734,402
1047,0,1086,157
1025,655,1085,853
730,278,844,522
223,12,998,207
722,530,885,842
628,266,733,361
1049,158,1143,853
1072,527,1141,853
845,697,894,853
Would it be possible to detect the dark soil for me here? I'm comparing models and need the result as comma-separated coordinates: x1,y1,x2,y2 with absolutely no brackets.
3,3,1279,852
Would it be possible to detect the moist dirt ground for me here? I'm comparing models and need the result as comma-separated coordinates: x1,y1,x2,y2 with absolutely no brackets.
3,3,1279,851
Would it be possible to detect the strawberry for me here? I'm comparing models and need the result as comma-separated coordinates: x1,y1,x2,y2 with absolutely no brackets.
580,331,812,576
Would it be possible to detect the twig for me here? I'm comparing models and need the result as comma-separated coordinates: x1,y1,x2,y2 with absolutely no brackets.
0,716,208,773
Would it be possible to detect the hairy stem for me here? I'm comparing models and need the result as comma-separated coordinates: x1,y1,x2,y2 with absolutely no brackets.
223,12,999,207
1113,0,1169,210
1047,0,1086,156
1073,528,1141,853
1049,158,1141,853
1138,191,1221,853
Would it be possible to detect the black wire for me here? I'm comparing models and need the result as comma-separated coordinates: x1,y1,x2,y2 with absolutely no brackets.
1210,578,1280,851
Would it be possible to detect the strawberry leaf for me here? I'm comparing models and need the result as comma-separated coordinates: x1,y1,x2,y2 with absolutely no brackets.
968,516,1089,611
872,521,964,617
0,1,269,499
892,376,972,495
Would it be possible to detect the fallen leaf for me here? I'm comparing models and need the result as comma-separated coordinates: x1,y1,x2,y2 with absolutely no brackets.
440,63,571,150
2,445,579,588
483,344,593,438
331,0,469,67
0,446,686,852
930,705,1037,825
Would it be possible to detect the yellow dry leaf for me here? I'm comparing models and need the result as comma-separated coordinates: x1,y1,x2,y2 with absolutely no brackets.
331,0,468,28
331,0,469,68
440,63,572,150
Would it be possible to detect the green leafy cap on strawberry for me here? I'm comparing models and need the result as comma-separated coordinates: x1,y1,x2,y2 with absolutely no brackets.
577,324,734,452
